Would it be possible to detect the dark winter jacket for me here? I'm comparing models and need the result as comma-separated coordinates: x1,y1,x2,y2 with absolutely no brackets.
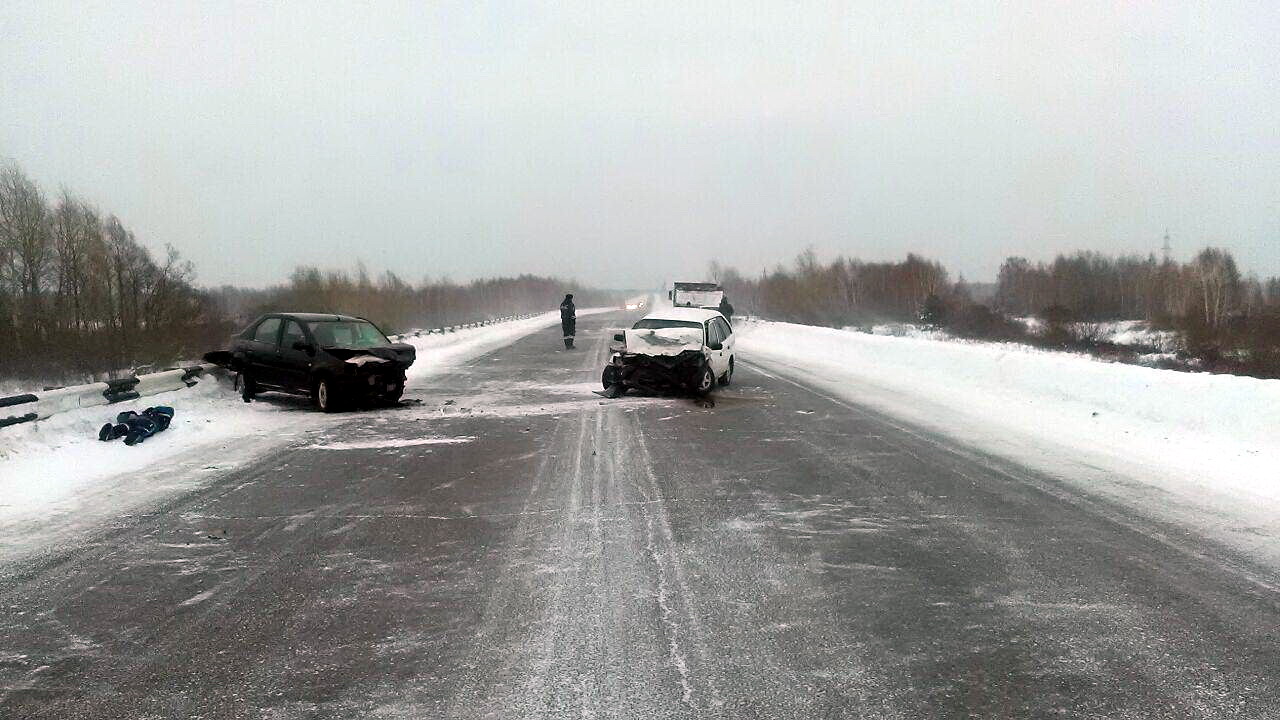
718,297,735,321
560,297,576,322
98,406,175,446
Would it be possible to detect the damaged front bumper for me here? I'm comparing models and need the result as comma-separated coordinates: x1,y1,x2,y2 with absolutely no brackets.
605,350,705,393
324,346,414,398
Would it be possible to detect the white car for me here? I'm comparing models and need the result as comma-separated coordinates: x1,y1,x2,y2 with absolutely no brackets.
601,307,736,396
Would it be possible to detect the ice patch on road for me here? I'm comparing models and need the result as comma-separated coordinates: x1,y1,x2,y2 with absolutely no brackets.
306,436,476,450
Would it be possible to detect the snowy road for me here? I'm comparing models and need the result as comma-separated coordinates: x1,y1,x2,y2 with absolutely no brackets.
3,310,1280,718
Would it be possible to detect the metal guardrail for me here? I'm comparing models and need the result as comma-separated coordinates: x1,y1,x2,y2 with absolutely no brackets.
386,313,540,342
0,363,220,431
0,393,37,408
2,312,546,429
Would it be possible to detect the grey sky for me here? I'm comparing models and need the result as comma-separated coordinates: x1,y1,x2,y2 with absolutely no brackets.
2,1,1277,289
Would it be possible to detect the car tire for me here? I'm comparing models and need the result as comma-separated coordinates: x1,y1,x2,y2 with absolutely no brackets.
602,365,620,389
694,363,716,396
240,372,257,403
719,358,734,386
313,378,342,413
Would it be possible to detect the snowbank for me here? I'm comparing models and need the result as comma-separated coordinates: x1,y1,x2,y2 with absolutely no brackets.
0,312,584,560
735,320,1280,531
0,375,308,559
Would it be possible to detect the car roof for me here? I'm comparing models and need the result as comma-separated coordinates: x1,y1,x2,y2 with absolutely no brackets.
259,312,368,323
640,306,725,323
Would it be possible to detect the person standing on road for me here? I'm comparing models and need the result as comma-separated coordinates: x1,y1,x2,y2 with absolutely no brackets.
560,293,576,349
718,295,735,322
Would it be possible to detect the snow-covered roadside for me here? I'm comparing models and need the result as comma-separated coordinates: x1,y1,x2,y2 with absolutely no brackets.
735,320,1280,564
0,375,321,562
0,311,585,562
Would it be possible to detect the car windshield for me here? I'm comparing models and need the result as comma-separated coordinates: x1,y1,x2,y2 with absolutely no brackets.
632,319,703,330
307,320,390,349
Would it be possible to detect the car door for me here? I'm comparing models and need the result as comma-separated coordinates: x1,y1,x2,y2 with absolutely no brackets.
716,317,736,364
276,319,314,392
704,319,728,376
244,316,283,385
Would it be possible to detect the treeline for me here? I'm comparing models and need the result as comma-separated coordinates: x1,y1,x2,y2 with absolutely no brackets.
0,160,618,386
715,246,1280,377
0,164,221,382
208,266,621,335
993,249,1280,374
711,250,950,328
995,250,1280,329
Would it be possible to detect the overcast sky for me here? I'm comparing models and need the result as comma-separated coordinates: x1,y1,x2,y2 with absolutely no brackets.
2,1,1277,289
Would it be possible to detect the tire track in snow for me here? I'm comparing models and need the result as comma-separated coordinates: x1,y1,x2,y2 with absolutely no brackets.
624,412,722,713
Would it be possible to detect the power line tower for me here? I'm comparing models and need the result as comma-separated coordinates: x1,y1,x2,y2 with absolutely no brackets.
1161,230,1172,264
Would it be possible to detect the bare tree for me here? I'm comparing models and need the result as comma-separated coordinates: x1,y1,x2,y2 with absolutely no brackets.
1190,247,1240,329
52,190,101,333
0,165,54,346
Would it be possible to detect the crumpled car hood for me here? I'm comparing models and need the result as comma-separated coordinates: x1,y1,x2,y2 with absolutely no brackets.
324,344,416,368
624,327,704,357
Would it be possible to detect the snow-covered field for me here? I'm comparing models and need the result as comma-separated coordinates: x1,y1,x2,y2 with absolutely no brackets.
736,320,1280,564
0,311,583,562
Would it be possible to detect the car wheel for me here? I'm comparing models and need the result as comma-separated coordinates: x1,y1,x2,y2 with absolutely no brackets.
602,365,620,389
314,378,342,413
240,372,257,403
694,364,716,396
719,358,734,386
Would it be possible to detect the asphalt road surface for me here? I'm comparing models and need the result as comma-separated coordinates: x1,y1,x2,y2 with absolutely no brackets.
3,310,1280,719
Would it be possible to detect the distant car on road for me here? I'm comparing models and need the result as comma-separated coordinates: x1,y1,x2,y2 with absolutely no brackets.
204,313,415,412
601,307,735,396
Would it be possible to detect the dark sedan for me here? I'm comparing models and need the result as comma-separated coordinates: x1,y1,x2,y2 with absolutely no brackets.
204,313,415,412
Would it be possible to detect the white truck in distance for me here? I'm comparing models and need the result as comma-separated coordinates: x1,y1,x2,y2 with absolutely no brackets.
669,282,724,310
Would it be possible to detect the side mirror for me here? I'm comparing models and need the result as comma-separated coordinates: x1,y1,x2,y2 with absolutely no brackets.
292,341,315,354
613,333,625,342
707,341,723,351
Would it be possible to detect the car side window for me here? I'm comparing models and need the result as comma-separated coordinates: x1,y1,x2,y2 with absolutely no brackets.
253,317,282,345
282,320,306,347
720,318,733,339
706,320,723,346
